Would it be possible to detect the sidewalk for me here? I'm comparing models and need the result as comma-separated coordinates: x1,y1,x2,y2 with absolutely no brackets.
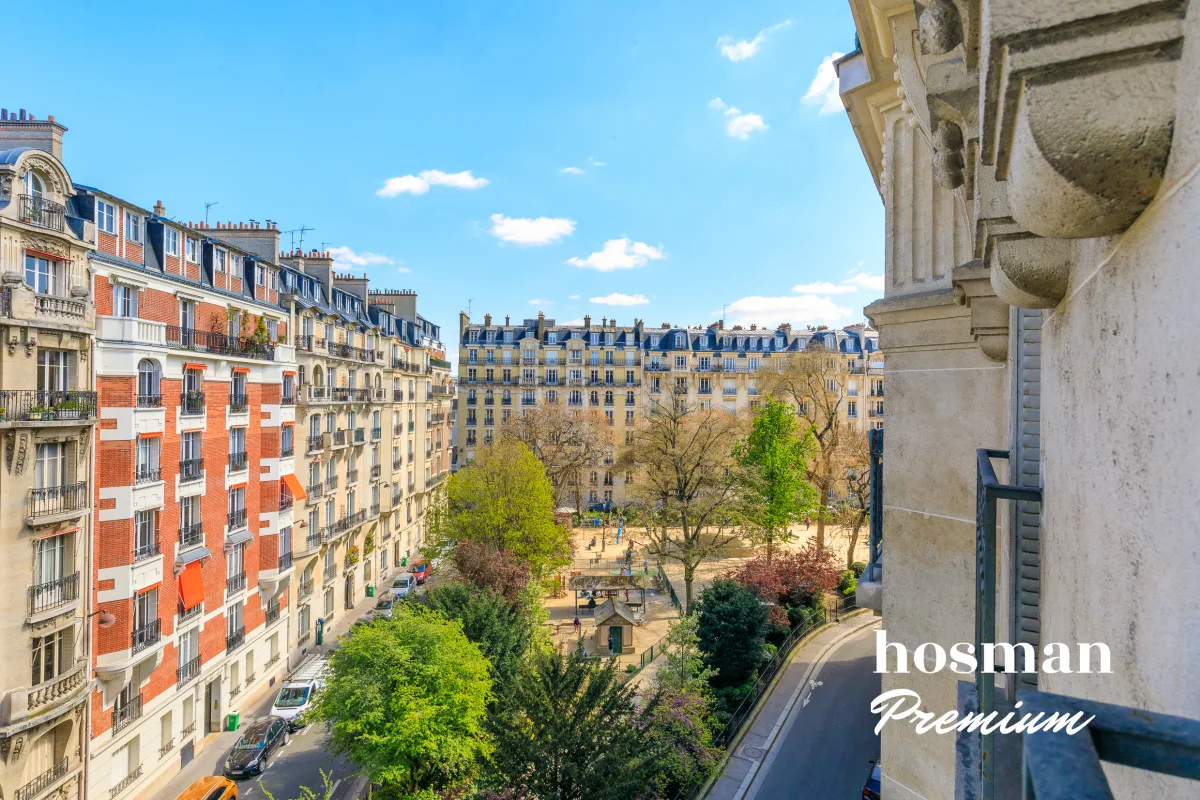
703,612,879,800
145,590,382,800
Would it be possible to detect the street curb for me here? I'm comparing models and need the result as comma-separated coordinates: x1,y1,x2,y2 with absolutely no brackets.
699,609,875,800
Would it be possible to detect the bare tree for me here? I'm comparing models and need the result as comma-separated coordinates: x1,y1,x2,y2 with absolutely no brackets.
761,343,849,550
501,403,611,512
833,430,871,568
624,394,746,613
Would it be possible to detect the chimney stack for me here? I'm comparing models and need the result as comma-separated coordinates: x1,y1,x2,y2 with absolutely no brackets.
0,109,68,160
584,315,591,329
484,313,492,327
153,200,166,218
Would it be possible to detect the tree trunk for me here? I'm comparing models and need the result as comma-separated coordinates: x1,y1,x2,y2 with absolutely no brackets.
683,565,695,616
846,523,862,568
815,515,826,551
765,532,775,564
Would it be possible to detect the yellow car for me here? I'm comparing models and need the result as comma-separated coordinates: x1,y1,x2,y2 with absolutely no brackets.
176,776,238,800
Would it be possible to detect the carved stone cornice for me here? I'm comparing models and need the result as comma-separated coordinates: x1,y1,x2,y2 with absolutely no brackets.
952,260,1009,361
979,0,1187,239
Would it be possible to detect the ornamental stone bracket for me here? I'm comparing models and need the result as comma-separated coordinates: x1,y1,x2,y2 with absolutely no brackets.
952,260,1009,361
979,0,1187,240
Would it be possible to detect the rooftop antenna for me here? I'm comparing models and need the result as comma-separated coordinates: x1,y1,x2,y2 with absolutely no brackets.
467,297,475,318
204,201,219,225
284,225,315,251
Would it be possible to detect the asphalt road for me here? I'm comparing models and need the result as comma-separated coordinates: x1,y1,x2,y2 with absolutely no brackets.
748,623,881,800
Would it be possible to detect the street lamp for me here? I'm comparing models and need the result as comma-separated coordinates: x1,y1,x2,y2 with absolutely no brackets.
89,608,116,628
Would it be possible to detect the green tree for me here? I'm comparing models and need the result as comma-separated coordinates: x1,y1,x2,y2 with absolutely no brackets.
314,605,493,798
427,439,571,579
736,397,820,561
423,580,540,692
489,649,662,800
654,613,717,696
641,688,721,798
695,580,769,689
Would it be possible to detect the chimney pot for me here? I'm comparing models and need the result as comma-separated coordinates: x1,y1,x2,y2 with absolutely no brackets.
19,109,27,120
48,115,54,122
1,109,7,120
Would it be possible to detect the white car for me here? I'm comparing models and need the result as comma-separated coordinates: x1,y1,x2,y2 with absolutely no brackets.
390,572,417,597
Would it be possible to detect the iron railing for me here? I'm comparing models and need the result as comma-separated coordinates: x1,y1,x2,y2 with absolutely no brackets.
179,603,203,623
166,325,275,361
15,758,69,800
278,551,292,571
226,626,245,651
180,523,203,549
372,427,382,440
180,457,204,482
0,389,98,421
307,434,325,452
131,618,161,654
228,451,248,472
228,508,247,530
229,392,248,413
371,465,381,480
346,469,359,484
135,465,161,484
266,601,281,625
333,430,347,447
181,391,205,416
112,694,143,733
19,193,65,231
133,540,160,562
29,572,79,614
28,482,88,519
866,427,883,584
176,655,201,687
298,577,314,599
353,428,365,443
326,476,339,491
280,492,294,511
975,449,1043,800
108,765,142,799
307,482,323,499
136,393,162,408
281,441,294,457
282,392,295,406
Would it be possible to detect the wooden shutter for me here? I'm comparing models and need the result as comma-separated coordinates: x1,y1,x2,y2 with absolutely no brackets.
1011,308,1043,691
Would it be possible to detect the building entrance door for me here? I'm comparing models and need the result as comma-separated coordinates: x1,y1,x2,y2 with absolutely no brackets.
345,574,355,609
205,677,222,733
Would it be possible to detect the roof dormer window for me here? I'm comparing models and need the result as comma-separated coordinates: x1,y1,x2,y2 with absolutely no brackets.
125,211,142,244
214,249,226,273
775,336,784,350
674,333,685,348
96,200,116,235
23,170,45,199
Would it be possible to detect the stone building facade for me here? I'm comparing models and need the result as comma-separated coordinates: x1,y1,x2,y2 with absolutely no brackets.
0,110,96,800
839,1,1198,798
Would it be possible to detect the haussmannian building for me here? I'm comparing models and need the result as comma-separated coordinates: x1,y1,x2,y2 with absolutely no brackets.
0,110,96,800
838,1,1198,798
455,311,883,509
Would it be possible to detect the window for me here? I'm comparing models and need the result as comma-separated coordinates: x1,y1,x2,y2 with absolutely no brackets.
847,401,858,418
24,254,62,295
37,349,70,391
136,360,160,404
214,249,227,273
97,200,116,234
34,442,66,490
136,436,160,481
113,283,138,318
227,602,244,636
675,355,686,368
185,237,198,263
31,629,69,685
134,588,158,630
165,228,180,257
257,266,266,287
34,533,66,589
135,510,158,558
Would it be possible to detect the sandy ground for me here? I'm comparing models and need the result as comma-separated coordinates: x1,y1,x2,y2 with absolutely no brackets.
541,521,870,682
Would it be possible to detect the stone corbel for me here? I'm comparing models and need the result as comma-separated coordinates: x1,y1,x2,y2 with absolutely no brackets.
952,260,1009,361
980,0,1186,239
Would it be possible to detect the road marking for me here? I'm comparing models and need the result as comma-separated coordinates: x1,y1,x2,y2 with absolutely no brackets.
330,779,342,798
245,790,254,797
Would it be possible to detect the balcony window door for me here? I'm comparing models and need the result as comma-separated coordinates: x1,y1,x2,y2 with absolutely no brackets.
228,543,245,582
24,254,63,296
134,510,157,558
136,436,160,480
182,431,200,463
180,496,200,539
280,526,292,559
35,533,67,592
229,427,246,460
183,368,202,395
113,284,138,318
138,359,160,401
178,628,198,669
228,487,246,523
134,588,158,632
31,629,70,685
36,349,70,392
35,442,66,490
309,415,321,439
227,602,244,637
180,299,196,331
281,424,293,454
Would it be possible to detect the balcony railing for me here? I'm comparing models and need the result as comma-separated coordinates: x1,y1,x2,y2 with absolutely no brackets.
176,655,201,688
266,601,280,625
278,552,293,572
136,393,162,408
15,758,69,800
131,618,162,654
226,572,247,596
372,427,382,440
229,451,248,472
298,576,314,599
166,325,275,361
307,482,323,499
392,460,401,471
295,334,314,352
308,434,325,452
353,428,365,444
28,482,88,520
280,492,294,511
324,564,337,582
346,469,359,484
326,476,339,491
133,540,160,562
160,739,174,758
225,626,245,651
19,193,65,232
179,603,202,623
228,508,247,530
113,694,143,733
333,430,347,447
229,392,248,413
974,448,1043,799
109,765,143,799
371,465,381,480
29,572,79,614
181,391,205,416
135,465,161,485
179,522,204,549
0,389,99,422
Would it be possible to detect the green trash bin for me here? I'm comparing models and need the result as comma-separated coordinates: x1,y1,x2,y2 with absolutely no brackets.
227,710,241,731
366,584,375,597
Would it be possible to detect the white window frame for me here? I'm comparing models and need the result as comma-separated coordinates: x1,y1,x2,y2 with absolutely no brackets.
185,237,198,263
97,200,116,235
214,249,227,274
125,210,142,244
165,228,180,257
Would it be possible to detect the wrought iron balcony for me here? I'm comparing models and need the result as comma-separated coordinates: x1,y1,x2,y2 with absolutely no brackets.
229,451,248,471
181,390,205,416
135,465,161,485
278,552,292,572
346,469,359,484
19,193,65,231
112,693,143,733
29,572,79,614
326,476,339,491
226,572,247,596
15,758,69,800
131,618,161,654
323,563,337,582
28,482,88,520
228,508,247,530
0,389,99,422
333,429,347,447
136,393,162,408
298,576,315,599
371,465,381,480
229,392,248,413
282,392,295,406
281,441,294,457
307,482,323,499
133,540,160,562
308,434,325,452
295,334,314,352
179,522,204,549
225,626,245,651
177,655,201,688
266,600,280,625
109,765,143,799
372,426,382,440
166,325,275,361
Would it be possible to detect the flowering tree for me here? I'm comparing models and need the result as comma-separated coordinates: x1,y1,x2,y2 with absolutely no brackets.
719,542,842,627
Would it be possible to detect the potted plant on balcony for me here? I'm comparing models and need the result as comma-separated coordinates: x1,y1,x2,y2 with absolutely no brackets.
0,407,7,422
346,544,360,567
27,403,50,421
53,396,83,420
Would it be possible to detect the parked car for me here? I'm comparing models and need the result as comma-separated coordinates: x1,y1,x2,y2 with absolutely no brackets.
390,572,417,597
177,776,238,800
861,760,881,800
223,717,289,778
369,595,395,619
270,655,328,730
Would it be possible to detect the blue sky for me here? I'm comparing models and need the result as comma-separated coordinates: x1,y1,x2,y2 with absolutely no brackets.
21,1,882,340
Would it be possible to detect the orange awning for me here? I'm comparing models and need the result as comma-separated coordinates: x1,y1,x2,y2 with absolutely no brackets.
178,561,204,608
283,370,297,376
139,431,163,439
232,367,250,374
184,362,208,371
281,472,307,501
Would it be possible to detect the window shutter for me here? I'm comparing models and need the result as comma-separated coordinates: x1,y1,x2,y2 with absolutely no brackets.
1011,308,1043,692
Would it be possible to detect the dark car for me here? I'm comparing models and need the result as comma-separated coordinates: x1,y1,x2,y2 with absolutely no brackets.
861,760,881,800
371,595,394,619
223,717,289,778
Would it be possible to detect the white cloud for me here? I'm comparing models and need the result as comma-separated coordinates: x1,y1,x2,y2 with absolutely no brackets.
567,238,666,272
560,166,585,175
802,52,847,115
590,292,650,306
717,20,791,62
488,214,576,246
722,294,857,327
791,280,859,295
529,298,553,306
558,318,585,326
710,99,768,139
725,109,768,139
376,169,489,197
568,294,581,300
329,246,393,270
845,271,884,291
587,156,606,167
397,266,411,274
